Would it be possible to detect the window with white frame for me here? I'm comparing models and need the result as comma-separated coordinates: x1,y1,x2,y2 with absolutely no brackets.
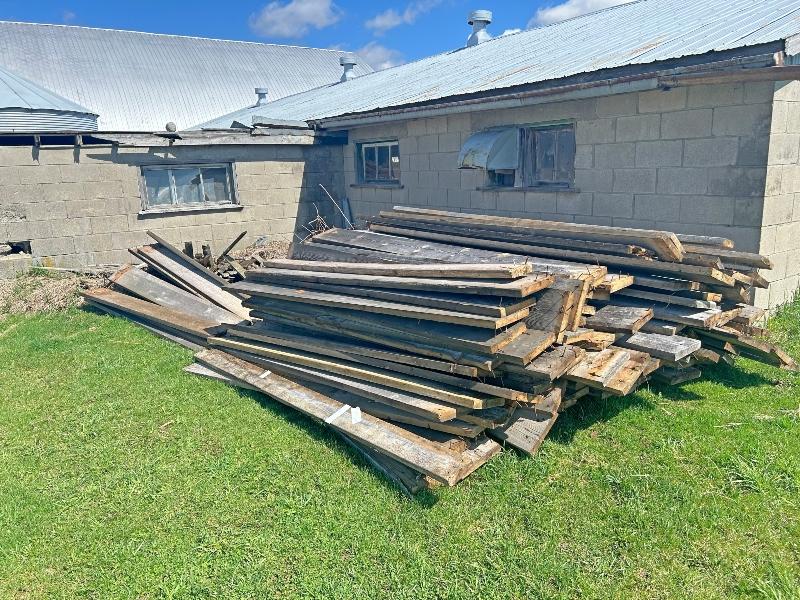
356,140,400,184
141,164,236,211
459,124,576,189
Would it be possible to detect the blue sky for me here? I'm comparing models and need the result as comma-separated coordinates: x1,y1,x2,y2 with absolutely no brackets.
0,0,634,68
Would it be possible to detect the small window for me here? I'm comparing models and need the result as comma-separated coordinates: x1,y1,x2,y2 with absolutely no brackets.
141,164,236,211
460,124,575,189
356,140,400,184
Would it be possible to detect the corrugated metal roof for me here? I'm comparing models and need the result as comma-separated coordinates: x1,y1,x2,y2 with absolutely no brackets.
0,64,97,132
0,21,374,131
200,0,800,128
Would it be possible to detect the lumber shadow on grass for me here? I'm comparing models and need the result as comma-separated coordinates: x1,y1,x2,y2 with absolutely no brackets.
233,386,440,506
549,360,779,445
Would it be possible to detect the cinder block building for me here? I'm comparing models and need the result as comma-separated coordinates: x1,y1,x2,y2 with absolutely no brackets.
2,0,800,308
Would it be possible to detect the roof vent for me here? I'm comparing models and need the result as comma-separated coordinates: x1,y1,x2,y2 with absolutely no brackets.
255,87,269,106
466,9,492,47
339,53,358,82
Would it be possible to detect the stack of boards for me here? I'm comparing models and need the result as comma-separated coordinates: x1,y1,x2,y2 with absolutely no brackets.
80,209,796,496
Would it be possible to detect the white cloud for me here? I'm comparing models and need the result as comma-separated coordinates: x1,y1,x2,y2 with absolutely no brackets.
62,10,76,23
249,0,341,38
365,0,441,35
354,41,405,70
531,0,635,26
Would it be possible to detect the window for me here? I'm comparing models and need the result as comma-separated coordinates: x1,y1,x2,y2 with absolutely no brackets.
459,124,576,189
356,140,400,184
141,164,236,211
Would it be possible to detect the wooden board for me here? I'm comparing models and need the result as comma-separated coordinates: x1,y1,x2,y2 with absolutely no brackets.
110,264,242,325
385,206,685,261
682,244,773,269
260,258,533,279
565,348,631,388
675,233,734,249
518,345,586,381
82,287,225,339
614,287,716,310
494,329,556,366
616,331,701,361
195,349,468,485
312,228,607,280
585,305,653,333
228,322,480,377
488,407,557,456
264,280,535,318
208,336,504,409
244,267,554,298
248,299,527,355
235,282,529,330
597,273,635,293
136,245,250,319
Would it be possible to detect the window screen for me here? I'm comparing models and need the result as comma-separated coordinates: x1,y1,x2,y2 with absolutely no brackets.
141,164,235,210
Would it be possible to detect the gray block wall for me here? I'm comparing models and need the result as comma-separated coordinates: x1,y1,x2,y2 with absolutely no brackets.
341,82,800,308
0,142,343,275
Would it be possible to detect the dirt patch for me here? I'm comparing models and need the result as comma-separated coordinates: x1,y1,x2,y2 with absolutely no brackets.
0,269,109,316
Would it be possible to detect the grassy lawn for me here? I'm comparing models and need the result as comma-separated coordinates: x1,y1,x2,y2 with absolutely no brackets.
0,299,799,598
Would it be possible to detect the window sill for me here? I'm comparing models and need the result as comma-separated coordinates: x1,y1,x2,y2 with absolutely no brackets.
138,203,243,217
350,183,404,189
476,186,580,193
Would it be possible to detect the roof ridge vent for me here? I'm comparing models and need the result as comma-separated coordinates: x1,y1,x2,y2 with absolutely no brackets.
466,9,492,47
254,87,269,106
339,53,358,82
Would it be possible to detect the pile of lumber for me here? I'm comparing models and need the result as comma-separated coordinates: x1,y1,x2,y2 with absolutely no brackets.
80,209,796,496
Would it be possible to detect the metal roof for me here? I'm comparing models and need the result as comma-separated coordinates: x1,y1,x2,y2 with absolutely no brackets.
0,21,374,131
0,64,97,132
200,0,800,128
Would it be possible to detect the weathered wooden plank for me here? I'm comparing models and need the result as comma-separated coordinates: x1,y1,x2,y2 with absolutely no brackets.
385,206,685,261
596,273,635,293
614,287,716,309
261,258,533,279
244,267,553,298
259,309,496,371
605,349,656,395
146,230,229,285
632,275,701,292
88,301,206,350
313,228,606,279
136,245,250,319
560,328,616,349
652,366,703,385
494,329,557,366
682,244,773,269
82,287,225,339
585,305,653,333
195,349,468,485
110,264,242,325
639,319,682,336
248,299,526,355
488,407,557,456
518,345,587,381
616,331,701,361
604,297,739,329
675,233,734,249
371,215,653,257
208,336,504,409
235,282,529,329
565,348,631,388
228,322,479,377
261,280,535,318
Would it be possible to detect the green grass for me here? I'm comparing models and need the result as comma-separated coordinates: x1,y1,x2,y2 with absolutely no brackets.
0,304,798,599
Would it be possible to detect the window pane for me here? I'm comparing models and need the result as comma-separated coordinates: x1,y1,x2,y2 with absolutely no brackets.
364,146,377,181
172,168,203,204
390,144,400,180
201,167,231,203
143,169,172,206
534,130,557,182
555,128,576,183
377,145,391,180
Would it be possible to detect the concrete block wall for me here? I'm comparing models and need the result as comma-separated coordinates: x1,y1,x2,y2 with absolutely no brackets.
757,80,800,308
344,84,775,259
0,142,342,271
